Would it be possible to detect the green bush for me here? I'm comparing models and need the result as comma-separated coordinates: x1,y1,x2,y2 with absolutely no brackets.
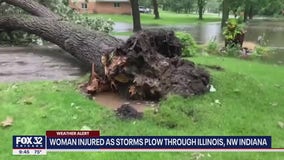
206,39,219,55
176,32,199,57
223,19,245,41
223,44,242,57
252,45,273,57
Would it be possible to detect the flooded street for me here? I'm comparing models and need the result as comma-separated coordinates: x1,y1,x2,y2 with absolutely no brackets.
115,19,284,47
114,19,284,63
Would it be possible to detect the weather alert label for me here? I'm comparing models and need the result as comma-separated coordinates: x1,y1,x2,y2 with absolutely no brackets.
12,136,46,155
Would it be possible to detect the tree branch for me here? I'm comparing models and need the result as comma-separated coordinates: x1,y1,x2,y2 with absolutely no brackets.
2,0,60,19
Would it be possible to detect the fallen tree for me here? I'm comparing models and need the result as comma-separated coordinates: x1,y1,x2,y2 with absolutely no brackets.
0,0,210,100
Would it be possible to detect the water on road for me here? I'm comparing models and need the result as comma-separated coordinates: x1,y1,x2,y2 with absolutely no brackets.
0,46,87,82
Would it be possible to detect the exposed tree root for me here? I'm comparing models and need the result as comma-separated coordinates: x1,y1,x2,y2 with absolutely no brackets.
85,29,211,100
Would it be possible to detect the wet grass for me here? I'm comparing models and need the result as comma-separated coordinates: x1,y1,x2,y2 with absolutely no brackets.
87,10,221,26
1,56,284,159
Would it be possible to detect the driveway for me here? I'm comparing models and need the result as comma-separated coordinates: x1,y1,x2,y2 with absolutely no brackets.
0,46,87,82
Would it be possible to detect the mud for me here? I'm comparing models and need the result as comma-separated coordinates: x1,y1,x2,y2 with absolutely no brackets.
116,104,143,119
198,64,224,71
0,46,87,82
93,92,156,112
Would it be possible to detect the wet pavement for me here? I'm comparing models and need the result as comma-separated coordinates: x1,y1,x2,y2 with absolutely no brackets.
0,46,87,82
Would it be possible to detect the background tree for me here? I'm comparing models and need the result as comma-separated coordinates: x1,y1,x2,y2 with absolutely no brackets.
152,0,160,19
228,0,244,18
138,0,152,8
197,0,207,20
206,0,221,13
259,0,284,16
130,0,142,32
160,0,195,13
221,0,229,27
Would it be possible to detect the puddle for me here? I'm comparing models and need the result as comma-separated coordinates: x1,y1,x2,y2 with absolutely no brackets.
93,92,157,112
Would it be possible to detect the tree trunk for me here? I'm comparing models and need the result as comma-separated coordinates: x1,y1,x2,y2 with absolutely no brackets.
221,0,229,28
249,5,253,20
198,7,203,20
130,0,142,32
244,4,249,22
243,12,248,22
198,0,204,20
0,15,122,77
152,0,160,19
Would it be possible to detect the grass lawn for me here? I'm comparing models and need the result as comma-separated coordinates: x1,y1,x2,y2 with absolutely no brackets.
1,56,284,159
87,10,221,26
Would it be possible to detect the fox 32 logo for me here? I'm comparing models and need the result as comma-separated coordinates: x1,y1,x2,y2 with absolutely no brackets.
13,136,45,149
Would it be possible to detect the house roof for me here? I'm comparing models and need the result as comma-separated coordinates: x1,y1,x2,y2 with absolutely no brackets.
96,0,129,2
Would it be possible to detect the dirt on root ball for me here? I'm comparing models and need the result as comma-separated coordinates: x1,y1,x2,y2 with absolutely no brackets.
85,29,211,101
125,29,183,58
116,29,211,99
116,104,143,119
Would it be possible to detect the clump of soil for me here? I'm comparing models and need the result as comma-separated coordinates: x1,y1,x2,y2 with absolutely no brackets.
116,104,143,119
85,29,211,101
198,64,224,71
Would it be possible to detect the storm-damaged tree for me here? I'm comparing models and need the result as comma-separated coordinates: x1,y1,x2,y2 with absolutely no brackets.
0,0,210,101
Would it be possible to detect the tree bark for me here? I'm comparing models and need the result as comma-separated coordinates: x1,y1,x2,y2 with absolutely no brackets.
0,15,122,76
152,0,160,19
130,0,142,32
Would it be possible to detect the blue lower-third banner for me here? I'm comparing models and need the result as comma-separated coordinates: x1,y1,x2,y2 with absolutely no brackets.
12,130,284,155
47,136,272,150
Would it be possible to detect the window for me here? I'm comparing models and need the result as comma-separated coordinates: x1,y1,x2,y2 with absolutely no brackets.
114,2,120,7
81,3,87,9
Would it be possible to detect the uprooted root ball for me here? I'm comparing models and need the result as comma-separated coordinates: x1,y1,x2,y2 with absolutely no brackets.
86,29,210,100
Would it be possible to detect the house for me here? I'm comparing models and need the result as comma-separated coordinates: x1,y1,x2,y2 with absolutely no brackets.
69,0,132,15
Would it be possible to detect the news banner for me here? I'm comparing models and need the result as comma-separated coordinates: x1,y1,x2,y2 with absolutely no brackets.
12,130,284,155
